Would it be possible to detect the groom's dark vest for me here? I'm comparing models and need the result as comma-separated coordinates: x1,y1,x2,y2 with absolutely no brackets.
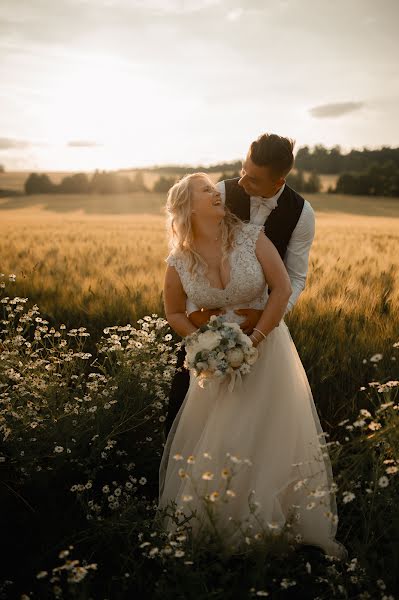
224,177,305,261
164,178,305,438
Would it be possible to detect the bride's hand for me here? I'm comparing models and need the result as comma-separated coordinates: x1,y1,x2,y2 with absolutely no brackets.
188,308,224,328
234,308,263,335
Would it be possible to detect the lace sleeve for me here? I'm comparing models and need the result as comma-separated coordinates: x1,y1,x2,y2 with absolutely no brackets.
165,252,185,278
236,223,264,253
165,253,178,268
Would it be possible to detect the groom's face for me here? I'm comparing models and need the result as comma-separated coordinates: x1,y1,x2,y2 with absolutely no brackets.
238,153,285,198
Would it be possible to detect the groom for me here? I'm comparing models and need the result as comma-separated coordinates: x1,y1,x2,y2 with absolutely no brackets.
164,132,316,437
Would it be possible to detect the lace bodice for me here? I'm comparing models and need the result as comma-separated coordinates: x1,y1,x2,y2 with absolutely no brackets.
166,223,268,323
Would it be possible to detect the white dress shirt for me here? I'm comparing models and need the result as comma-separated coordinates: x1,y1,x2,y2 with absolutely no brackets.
186,180,315,316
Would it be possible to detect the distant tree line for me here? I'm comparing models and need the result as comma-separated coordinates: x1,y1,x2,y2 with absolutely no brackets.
295,145,399,174
24,170,149,195
334,161,399,196
20,144,399,198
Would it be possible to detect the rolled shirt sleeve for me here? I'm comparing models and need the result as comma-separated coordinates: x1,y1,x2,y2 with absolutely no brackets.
283,200,315,314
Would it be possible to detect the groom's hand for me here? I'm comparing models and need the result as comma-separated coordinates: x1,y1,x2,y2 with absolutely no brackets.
188,308,224,328
234,309,263,335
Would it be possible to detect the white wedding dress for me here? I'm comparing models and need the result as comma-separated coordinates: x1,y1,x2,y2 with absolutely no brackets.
157,223,347,560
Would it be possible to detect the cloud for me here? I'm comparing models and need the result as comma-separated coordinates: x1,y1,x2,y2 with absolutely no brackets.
226,8,243,21
309,101,364,118
67,140,102,147
0,137,32,149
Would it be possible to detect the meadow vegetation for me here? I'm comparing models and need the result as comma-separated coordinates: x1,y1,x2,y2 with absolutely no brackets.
0,190,398,598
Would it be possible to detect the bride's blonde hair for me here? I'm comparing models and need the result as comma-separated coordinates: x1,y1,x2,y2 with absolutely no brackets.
165,172,242,275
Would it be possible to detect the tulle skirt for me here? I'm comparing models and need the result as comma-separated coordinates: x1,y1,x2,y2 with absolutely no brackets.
157,320,348,560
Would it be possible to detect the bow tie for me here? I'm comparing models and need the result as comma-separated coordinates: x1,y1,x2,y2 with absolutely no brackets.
251,196,279,212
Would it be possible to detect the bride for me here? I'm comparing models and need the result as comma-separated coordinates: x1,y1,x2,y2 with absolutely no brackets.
157,172,348,560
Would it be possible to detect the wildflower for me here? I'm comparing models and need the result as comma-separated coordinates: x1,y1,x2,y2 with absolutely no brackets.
294,478,308,491
267,521,281,530
368,421,381,431
173,453,184,461
359,408,372,418
139,477,147,485
226,490,236,497
378,476,389,488
178,468,188,479
324,510,338,525
202,471,214,480
306,502,316,510
174,550,185,558
209,491,220,502
187,455,195,464
370,354,383,363
255,592,269,597
221,468,230,479
54,446,64,453
36,570,48,579
203,452,212,459
182,494,193,502
228,454,242,464
164,334,172,341
377,579,387,590
386,466,398,475
342,491,356,503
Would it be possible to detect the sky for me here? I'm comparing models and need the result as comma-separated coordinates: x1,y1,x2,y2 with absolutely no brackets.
0,0,398,172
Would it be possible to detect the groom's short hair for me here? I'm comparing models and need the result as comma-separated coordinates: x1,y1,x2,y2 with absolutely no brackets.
249,133,295,179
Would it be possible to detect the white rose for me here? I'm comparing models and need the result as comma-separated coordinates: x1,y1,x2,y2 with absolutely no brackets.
226,348,244,368
186,341,202,363
198,330,222,352
238,332,252,346
245,347,258,365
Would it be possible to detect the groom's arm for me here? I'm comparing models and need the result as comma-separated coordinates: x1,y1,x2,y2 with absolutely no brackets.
283,200,315,315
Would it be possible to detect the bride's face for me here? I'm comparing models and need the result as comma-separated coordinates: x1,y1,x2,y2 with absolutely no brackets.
190,175,225,221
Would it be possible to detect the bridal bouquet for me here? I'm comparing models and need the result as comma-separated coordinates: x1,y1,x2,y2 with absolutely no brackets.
183,315,259,389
